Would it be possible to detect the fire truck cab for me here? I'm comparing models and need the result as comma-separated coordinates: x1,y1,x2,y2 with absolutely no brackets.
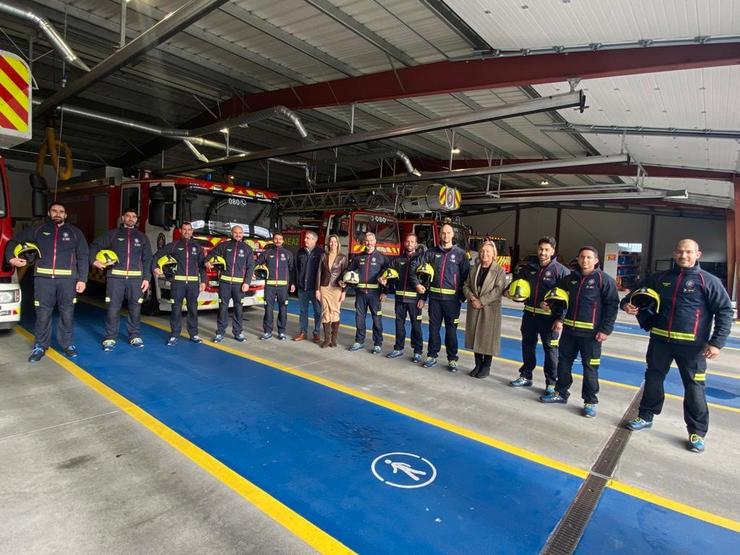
398,218,470,254
0,155,21,329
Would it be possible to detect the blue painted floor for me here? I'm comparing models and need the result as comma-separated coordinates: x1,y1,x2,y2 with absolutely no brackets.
19,301,740,552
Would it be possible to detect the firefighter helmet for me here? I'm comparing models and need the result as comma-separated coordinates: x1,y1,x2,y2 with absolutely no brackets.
209,255,227,270
95,249,119,267
416,263,434,288
342,270,360,286
156,254,177,277
254,264,269,281
508,279,531,302
13,242,41,264
630,287,660,314
543,287,569,313
381,267,399,282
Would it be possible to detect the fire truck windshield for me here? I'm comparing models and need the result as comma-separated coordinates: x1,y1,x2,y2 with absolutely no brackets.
353,213,398,245
182,190,277,239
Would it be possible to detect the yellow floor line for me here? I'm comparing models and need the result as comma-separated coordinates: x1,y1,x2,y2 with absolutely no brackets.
15,327,354,555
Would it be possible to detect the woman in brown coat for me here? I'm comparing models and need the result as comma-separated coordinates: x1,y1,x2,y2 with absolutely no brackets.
463,241,507,378
316,234,348,348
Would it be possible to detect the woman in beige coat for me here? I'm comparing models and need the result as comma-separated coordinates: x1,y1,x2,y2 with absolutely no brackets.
463,241,507,378
316,235,348,348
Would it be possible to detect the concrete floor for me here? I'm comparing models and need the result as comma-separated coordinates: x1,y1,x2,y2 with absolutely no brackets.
1,295,738,552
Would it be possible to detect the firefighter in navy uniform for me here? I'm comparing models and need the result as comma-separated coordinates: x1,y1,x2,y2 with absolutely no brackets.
205,225,255,343
380,233,425,362
257,231,295,341
6,202,89,362
540,246,619,418
420,223,470,372
509,236,570,392
622,239,732,453
152,222,206,345
90,209,153,351
347,231,389,354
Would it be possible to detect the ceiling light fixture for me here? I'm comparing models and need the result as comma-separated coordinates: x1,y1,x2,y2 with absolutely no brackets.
451,147,461,154
540,179,549,186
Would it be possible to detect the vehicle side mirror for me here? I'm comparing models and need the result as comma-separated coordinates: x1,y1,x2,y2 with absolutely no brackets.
148,200,172,230
29,174,48,218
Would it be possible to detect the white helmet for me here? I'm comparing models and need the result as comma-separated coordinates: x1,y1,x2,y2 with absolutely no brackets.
342,270,360,286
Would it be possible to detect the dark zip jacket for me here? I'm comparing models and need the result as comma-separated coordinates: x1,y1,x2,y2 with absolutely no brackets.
6,221,89,281
621,263,733,348
296,246,324,291
208,239,255,285
515,256,570,316
422,244,470,302
257,245,295,287
153,239,206,284
347,249,389,292
554,268,619,336
91,226,152,281
391,250,423,304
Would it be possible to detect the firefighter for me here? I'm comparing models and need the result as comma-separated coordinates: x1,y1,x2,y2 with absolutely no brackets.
420,223,470,372
540,246,619,418
347,231,389,354
257,231,295,340
508,236,570,392
621,239,732,453
6,202,89,362
152,222,206,345
90,208,153,351
380,233,425,362
205,225,255,343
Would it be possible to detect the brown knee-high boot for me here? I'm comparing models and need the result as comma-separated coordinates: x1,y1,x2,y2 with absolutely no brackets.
320,323,331,348
329,321,339,347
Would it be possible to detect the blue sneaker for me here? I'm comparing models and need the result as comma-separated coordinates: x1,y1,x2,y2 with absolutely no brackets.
102,339,117,352
626,417,653,432
386,350,403,359
166,336,178,346
540,392,567,404
28,345,45,363
583,403,597,418
348,342,364,352
190,335,203,344
412,353,422,363
422,357,437,368
510,376,533,387
260,333,273,341
234,333,246,342
688,434,705,453
63,346,78,358
129,337,144,348
371,345,382,354
213,334,225,343
447,360,458,373
545,385,555,395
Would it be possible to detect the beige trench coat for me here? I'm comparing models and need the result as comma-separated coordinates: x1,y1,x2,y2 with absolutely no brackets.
463,262,507,356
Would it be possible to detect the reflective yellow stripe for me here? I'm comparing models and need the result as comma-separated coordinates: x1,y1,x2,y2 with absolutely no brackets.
416,315,422,320
110,269,143,277
220,275,244,283
34,300,39,306
36,267,73,276
357,283,379,289
651,328,696,341
396,290,418,297
524,305,552,315
266,280,288,286
694,373,706,382
550,339,559,347
453,319,459,324
589,358,601,365
429,286,456,295
174,275,200,282
105,296,111,303
563,318,594,330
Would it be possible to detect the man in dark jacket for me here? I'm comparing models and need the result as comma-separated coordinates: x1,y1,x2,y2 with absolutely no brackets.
293,230,324,342
540,246,619,418
205,225,255,343
621,239,732,453
257,232,295,341
90,208,153,350
6,202,89,362
509,236,570,392
152,222,206,345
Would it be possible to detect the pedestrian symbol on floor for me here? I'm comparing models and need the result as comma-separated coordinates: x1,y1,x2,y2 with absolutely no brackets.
371,452,437,489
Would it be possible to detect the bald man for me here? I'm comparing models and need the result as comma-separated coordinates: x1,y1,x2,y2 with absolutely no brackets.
621,239,732,453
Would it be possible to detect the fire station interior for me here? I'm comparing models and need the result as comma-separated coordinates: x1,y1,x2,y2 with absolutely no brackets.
1,1,739,553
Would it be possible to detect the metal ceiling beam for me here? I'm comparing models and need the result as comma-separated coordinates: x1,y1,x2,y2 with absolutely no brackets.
464,190,688,205
212,43,740,118
161,91,585,174
419,0,490,52
35,0,230,117
541,124,740,140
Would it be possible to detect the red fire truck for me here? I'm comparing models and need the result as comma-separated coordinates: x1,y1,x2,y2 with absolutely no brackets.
0,155,21,329
57,175,279,314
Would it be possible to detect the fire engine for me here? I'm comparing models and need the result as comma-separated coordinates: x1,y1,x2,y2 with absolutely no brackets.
398,217,471,253
284,209,400,258
468,233,512,278
57,174,279,314
0,155,21,329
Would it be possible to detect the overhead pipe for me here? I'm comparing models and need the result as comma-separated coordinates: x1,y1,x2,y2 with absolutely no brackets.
540,123,740,141
313,149,421,176
161,91,586,174
190,105,311,140
0,0,91,71
463,190,689,205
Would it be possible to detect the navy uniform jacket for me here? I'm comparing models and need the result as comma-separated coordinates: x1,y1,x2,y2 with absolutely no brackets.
347,249,389,293
257,245,295,287
515,256,570,317
208,239,255,285
91,226,152,281
153,238,206,284
621,263,732,348
554,268,619,337
6,221,88,281
422,245,470,302
391,250,423,304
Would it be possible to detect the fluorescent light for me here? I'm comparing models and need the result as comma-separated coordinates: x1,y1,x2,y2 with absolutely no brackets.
220,128,229,134
540,179,549,185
